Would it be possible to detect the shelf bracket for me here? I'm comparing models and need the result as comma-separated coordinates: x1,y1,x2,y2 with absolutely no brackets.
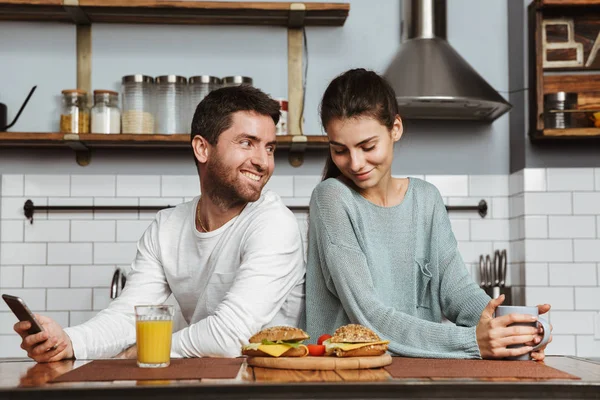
62,0,91,25
287,3,305,137
288,3,306,28
63,134,91,166
288,135,308,167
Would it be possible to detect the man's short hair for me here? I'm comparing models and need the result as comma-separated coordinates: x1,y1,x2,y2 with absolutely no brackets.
190,85,281,146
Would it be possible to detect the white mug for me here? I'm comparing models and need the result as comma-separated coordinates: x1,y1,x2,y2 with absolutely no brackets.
494,305,551,361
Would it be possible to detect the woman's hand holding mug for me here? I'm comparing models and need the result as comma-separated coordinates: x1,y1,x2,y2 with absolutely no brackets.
476,295,552,360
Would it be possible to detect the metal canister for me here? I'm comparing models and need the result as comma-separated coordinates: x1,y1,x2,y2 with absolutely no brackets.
222,76,253,88
544,92,577,129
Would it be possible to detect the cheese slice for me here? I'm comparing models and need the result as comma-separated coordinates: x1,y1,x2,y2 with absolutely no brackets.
242,343,309,358
325,340,389,352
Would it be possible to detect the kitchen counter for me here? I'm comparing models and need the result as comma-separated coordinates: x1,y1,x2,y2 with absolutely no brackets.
0,356,599,399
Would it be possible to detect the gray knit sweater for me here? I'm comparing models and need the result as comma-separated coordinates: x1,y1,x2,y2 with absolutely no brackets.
306,177,491,359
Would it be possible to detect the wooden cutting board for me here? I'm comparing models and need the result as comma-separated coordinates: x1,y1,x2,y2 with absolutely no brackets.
247,354,392,370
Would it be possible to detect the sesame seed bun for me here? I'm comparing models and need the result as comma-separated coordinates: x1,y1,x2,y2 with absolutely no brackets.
330,324,382,343
248,326,309,344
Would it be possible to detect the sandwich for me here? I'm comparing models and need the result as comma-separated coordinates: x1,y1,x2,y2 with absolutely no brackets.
324,324,389,357
241,326,310,357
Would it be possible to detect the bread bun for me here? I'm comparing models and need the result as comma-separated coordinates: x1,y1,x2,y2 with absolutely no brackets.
242,346,308,357
330,324,381,343
332,344,388,357
248,326,309,343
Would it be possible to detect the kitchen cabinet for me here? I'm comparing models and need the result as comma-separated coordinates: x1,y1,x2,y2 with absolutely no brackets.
528,0,600,140
0,1,347,165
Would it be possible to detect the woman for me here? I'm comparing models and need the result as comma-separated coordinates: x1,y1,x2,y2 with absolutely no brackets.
306,68,551,360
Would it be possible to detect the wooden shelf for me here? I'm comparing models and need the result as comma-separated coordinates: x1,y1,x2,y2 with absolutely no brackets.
528,1,600,140
539,128,600,138
0,132,330,149
0,1,345,163
0,1,350,26
537,0,600,7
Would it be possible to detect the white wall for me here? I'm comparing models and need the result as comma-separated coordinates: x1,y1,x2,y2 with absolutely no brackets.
509,168,600,357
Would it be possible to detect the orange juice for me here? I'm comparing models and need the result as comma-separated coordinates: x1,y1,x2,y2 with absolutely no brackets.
136,319,173,366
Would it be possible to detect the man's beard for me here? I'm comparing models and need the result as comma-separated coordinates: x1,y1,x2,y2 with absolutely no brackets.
204,156,265,210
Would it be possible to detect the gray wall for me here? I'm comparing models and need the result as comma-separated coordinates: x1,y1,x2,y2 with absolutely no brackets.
0,0,512,175
508,0,600,173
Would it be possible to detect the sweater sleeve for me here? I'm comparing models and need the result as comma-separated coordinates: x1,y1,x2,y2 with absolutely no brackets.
308,182,483,359
170,208,305,358
64,217,172,359
431,190,491,328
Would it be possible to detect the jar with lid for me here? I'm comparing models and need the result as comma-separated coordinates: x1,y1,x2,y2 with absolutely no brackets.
155,75,188,134
91,90,121,134
544,92,577,129
222,76,253,88
121,74,155,134
189,76,221,123
60,89,89,134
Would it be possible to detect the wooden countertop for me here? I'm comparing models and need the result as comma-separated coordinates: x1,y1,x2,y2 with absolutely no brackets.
0,356,599,399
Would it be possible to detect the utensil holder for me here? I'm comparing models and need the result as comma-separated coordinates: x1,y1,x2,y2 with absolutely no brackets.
483,286,512,305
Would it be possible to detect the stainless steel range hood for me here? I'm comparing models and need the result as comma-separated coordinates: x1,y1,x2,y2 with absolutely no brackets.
384,0,511,121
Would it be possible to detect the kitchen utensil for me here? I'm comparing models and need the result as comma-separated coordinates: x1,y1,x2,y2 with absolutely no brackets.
0,86,37,131
492,250,501,299
499,249,507,287
493,250,501,287
485,255,492,288
479,255,486,288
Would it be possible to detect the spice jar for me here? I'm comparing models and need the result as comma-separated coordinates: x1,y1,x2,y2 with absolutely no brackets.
121,74,154,134
60,89,89,134
222,76,253,88
275,98,288,135
91,90,121,134
189,76,221,122
155,75,188,134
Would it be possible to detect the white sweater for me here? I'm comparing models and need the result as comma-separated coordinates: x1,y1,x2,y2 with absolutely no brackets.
64,190,305,359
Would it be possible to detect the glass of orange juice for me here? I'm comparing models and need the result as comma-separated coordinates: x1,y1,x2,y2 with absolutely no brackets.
135,305,174,368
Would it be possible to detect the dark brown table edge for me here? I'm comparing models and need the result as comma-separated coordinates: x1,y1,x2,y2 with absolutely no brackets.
2,381,600,400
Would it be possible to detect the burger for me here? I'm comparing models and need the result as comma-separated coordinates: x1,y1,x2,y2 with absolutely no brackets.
324,324,389,357
241,326,310,357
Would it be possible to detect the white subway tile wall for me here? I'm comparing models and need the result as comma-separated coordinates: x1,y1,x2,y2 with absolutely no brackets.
0,170,598,358
513,168,600,357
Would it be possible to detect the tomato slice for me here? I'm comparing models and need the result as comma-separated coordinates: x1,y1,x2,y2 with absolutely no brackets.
307,344,326,357
317,334,332,346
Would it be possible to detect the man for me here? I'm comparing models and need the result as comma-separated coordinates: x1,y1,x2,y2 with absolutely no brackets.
15,85,305,361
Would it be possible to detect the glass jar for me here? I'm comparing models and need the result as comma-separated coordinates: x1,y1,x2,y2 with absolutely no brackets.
91,90,121,134
121,74,154,134
222,76,253,88
155,75,188,134
189,76,221,122
60,89,89,134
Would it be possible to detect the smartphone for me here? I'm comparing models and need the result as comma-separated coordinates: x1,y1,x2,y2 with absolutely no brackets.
2,294,44,335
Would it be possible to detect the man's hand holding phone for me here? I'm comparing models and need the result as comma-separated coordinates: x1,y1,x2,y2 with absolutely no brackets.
14,314,74,362
3,294,74,363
